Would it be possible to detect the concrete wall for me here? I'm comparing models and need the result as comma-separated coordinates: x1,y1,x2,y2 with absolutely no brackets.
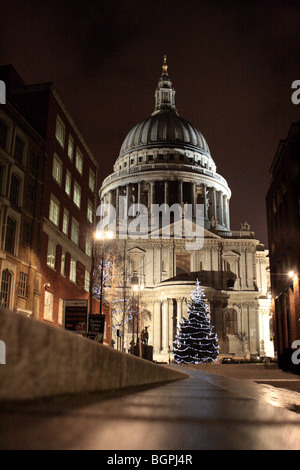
0,308,187,401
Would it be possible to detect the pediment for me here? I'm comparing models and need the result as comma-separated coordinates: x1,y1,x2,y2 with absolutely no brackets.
127,246,146,254
222,250,240,259
150,218,221,239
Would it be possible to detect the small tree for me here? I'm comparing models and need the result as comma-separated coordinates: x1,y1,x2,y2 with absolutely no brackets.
173,280,219,364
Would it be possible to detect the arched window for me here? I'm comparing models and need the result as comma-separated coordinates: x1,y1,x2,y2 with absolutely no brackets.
9,173,20,206
4,216,16,254
225,308,238,335
0,269,12,308
0,119,8,150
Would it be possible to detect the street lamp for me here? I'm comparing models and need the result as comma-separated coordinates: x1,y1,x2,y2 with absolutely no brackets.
94,229,114,343
132,274,145,358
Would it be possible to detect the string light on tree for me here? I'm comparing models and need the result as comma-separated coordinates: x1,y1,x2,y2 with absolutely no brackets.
173,279,219,364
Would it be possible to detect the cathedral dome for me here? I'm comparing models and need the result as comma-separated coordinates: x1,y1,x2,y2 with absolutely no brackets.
100,56,231,232
119,109,210,158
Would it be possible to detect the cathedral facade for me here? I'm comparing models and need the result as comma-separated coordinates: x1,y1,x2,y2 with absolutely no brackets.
99,57,273,362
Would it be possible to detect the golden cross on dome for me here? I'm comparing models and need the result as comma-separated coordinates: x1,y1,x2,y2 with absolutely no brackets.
162,55,168,75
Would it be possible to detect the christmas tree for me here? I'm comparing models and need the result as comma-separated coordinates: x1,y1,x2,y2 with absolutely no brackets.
173,280,219,364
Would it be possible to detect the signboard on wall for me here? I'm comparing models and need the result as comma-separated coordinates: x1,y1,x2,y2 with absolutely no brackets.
88,314,105,342
64,300,88,334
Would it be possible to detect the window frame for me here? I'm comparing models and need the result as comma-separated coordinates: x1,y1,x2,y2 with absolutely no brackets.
49,195,60,227
47,239,56,269
75,148,83,175
55,115,65,149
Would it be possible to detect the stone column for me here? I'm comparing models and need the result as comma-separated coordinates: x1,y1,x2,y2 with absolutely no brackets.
191,182,196,216
178,180,183,204
164,181,169,205
212,189,217,221
153,300,161,353
168,299,173,350
116,187,119,219
150,181,155,205
162,300,169,351
137,182,141,210
126,185,129,217
177,298,182,329
203,184,207,218
219,192,224,225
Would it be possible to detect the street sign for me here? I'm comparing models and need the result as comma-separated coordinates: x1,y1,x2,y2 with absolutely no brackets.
64,300,88,334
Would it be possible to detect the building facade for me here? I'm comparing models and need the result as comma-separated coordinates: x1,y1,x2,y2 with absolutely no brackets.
0,65,101,336
100,58,273,361
0,77,46,319
266,121,300,372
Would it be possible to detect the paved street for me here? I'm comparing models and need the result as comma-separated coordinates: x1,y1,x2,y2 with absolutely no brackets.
1,363,300,450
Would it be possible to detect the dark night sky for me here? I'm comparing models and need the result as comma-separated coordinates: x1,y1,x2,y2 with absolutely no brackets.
1,0,300,246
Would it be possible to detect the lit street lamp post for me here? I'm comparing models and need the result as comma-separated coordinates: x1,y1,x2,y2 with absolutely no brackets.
132,274,144,358
95,230,114,343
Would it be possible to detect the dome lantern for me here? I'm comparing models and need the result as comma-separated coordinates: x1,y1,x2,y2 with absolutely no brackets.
153,55,178,115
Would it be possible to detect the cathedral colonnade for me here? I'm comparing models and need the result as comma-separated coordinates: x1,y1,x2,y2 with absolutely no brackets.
102,179,230,230
151,297,187,356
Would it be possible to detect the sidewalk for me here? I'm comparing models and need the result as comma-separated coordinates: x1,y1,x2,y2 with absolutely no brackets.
1,363,300,450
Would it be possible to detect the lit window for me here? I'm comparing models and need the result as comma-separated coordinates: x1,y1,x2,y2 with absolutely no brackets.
52,155,63,186
71,218,79,245
89,169,95,192
65,170,71,196
47,239,56,269
85,237,92,257
67,135,74,160
0,269,12,309
18,272,28,297
61,249,65,275
62,209,69,235
58,298,64,325
84,270,90,292
49,197,60,226
44,291,54,321
70,257,76,283
87,199,93,223
73,182,81,208
14,135,25,163
75,148,83,175
55,115,65,148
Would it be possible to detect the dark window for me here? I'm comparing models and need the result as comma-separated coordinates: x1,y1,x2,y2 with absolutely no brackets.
0,119,8,149
5,216,16,254
27,181,35,201
14,135,24,163
0,269,12,308
23,220,32,245
9,174,20,206
29,150,38,172
0,165,4,194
